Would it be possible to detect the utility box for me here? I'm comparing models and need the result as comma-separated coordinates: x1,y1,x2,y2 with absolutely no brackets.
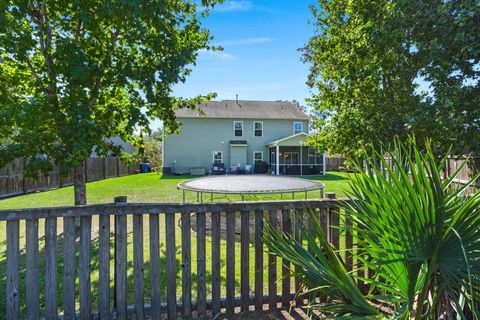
190,167,206,176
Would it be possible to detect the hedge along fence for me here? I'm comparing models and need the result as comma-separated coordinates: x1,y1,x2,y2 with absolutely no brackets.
0,157,138,199
1,195,355,319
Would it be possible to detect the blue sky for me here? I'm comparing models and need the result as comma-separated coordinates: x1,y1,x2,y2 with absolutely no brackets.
152,0,317,129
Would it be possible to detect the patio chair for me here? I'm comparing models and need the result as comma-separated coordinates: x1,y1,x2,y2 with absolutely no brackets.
212,163,225,175
244,164,252,174
230,165,237,174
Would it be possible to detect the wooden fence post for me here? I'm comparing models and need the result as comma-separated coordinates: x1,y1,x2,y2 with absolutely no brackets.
114,196,127,319
22,158,27,194
326,193,339,248
103,157,107,180
116,157,120,177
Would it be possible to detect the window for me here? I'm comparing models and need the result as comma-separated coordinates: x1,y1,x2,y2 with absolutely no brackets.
213,151,223,164
234,121,243,137
254,121,263,137
254,151,263,163
294,122,303,134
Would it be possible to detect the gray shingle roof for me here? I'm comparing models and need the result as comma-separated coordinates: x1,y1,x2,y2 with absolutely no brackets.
175,100,309,120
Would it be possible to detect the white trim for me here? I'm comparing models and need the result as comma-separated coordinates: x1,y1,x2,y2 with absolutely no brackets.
293,121,303,135
276,145,279,175
162,126,165,170
323,153,326,175
300,145,303,175
253,151,263,163
253,121,263,137
213,151,223,164
233,120,243,137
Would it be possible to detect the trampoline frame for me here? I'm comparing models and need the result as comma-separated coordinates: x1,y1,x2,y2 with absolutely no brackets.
177,175,325,203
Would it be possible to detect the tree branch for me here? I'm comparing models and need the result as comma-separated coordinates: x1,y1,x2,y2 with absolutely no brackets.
25,57,49,95
87,30,121,109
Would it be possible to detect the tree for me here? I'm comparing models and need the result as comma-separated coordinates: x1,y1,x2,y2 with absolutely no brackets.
303,0,480,160
141,128,163,172
0,0,221,205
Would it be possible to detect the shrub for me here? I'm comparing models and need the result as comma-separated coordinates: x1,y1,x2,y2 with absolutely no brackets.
264,139,480,319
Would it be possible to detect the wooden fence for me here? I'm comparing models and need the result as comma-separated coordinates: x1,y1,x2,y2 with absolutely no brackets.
0,195,353,319
0,157,137,198
325,157,346,171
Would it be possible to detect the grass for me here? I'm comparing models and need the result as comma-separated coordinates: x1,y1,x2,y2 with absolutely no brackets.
0,172,351,209
0,172,352,316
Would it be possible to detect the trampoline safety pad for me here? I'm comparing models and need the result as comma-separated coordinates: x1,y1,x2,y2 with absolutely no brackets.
177,175,324,195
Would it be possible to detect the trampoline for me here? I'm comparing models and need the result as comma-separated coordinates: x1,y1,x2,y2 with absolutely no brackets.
177,175,325,202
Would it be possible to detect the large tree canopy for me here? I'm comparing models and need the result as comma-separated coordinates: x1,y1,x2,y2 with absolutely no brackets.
303,0,480,160
0,0,221,203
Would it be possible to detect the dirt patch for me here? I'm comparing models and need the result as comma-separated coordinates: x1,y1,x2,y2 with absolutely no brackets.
215,308,323,320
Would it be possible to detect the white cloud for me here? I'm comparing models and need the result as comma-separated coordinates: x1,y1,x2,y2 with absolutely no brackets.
198,49,238,61
215,0,254,12
215,37,275,46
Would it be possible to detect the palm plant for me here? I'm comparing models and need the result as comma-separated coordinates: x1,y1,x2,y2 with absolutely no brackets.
264,139,480,319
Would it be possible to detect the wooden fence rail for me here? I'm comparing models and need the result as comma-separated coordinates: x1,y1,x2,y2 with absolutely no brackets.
0,157,138,198
1,196,352,319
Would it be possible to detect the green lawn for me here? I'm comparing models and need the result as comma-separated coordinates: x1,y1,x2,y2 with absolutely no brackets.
0,172,351,209
0,173,352,316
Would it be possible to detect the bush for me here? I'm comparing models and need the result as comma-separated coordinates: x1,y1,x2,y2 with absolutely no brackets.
264,138,480,319
253,160,269,174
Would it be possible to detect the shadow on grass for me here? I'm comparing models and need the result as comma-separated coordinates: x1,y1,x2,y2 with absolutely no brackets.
0,228,236,317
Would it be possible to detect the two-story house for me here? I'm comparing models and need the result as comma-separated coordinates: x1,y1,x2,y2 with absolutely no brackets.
162,100,325,175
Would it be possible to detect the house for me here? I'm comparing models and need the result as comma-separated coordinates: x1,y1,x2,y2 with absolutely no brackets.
162,100,325,175
90,137,136,157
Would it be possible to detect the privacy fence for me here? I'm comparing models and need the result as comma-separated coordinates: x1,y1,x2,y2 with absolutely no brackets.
0,157,138,199
0,195,356,319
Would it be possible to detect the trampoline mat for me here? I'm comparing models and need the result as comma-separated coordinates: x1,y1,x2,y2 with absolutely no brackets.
177,175,324,194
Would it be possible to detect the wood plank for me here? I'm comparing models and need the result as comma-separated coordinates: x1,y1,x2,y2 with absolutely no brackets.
26,219,40,320
254,210,263,311
181,212,192,318
133,214,145,320
149,214,161,320
330,207,340,249
345,210,353,272
281,209,291,309
211,212,221,316
226,211,235,313
99,214,111,320
115,215,128,320
293,211,303,307
63,217,76,320
268,210,278,309
320,207,328,240
165,214,177,320
7,220,20,320
45,217,58,319
326,193,339,248
79,216,92,320
240,210,250,312
197,212,207,318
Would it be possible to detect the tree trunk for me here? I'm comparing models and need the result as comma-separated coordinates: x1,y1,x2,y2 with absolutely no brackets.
74,160,87,205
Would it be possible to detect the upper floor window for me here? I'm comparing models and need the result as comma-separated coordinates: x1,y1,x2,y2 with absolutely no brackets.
213,151,223,164
234,121,243,137
254,121,263,137
293,122,303,134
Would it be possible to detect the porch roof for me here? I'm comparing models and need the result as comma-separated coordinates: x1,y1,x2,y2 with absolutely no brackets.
266,132,310,147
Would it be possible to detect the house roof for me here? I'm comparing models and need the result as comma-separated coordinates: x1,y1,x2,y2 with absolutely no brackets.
266,132,310,147
175,100,309,120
